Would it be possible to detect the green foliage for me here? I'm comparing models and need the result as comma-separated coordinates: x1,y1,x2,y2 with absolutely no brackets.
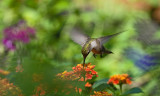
92,78,110,91
122,87,143,96
92,78,143,96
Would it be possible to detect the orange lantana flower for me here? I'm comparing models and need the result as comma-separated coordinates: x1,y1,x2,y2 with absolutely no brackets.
0,69,10,75
57,63,98,81
107,74,132,85
85,82,92,87
57,63,98,93
91,91,112,96
0,78,23,96
33,84,46,96
16,64,24,72
75,87,82,93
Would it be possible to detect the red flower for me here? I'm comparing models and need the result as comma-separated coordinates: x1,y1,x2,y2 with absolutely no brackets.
86,74,93,80
85,68,91,71
91,70,97,75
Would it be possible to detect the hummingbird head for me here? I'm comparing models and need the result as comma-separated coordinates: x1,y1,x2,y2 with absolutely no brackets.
81,47,91,58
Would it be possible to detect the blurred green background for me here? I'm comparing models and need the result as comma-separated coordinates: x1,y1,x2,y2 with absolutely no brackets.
0,0,160,96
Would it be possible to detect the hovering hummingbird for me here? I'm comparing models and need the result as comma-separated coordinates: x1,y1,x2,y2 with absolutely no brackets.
71,28,123,67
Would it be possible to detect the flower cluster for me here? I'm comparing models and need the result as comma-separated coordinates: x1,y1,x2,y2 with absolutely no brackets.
107,74,132,85
57,63,98,94
75,87,82,93
2,20,35,50
0,69,10,75
56,70,78,80
57,63,98,81
15,64,24,73
73,63,98,80
91,91,112,96
32,84,46,96
57,65,135,95
0,78,23,96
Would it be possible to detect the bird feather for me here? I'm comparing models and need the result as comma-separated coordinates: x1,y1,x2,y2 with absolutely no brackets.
98,32,123,44
71,28,89,46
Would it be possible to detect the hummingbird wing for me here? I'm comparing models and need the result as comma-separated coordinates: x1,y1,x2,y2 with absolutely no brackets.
71,28,90,46
98,32,122,44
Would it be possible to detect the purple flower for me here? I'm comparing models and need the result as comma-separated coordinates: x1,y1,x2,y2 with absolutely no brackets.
2,20,35,50
2,38,16,50
125,47,158,71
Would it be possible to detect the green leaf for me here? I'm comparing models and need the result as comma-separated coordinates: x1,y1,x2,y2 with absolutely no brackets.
92,78,110,91
122,87,143,96
94,83,111,91
92,78,109,89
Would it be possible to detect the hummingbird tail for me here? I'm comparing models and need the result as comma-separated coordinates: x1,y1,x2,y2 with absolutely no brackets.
105,50,113,54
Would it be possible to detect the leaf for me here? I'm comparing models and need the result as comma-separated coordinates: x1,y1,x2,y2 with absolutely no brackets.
122,87,143,96
94,84,111,91
92,78,109,89
92,78,110,91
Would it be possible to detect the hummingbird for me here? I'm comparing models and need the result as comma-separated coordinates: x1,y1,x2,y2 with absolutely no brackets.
71,28,123,67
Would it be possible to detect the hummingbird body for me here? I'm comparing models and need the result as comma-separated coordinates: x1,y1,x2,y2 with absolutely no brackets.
71,28,122,66
82,38,102,56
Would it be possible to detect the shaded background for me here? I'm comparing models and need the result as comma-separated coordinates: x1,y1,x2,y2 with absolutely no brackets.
0,0,160,96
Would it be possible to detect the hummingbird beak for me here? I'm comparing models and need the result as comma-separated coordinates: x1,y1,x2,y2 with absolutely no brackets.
83,57,86,67
83,54,88,67
82,49,90,67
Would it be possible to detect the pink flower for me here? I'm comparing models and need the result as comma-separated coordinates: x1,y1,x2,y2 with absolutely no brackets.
2,38,16,50
2,20,35,50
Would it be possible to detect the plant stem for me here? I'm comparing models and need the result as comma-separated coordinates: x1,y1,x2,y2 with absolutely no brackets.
120,84,122,94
